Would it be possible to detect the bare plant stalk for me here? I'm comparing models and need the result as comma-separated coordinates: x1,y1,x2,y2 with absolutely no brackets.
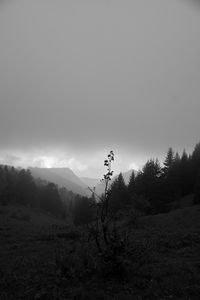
87,151,115,251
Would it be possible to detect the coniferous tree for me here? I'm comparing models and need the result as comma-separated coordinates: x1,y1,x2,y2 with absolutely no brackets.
169,152,182,198
134,171,145,196
191,142,200,189
134,159,168,213
179,150,191,196
142,158,162,198
0,166,7,205
109,173,130,212
16,169,37,206
161,147,177,198
192,142,200,170
128,170,135,198
163,147,174,177
193,170,200,204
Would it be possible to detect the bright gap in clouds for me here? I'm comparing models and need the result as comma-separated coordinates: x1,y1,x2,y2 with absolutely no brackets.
129,162,139,172
33,156,88,172
31,155,88,173
0,149,140,178
0,151,88,173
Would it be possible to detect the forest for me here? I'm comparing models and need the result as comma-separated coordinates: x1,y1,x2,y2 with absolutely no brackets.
1,142,200,221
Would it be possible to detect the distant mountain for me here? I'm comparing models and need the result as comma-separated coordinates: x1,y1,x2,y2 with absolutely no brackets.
80,177,101,189
29,167,137,197
30,167,88,196
95,169,137,196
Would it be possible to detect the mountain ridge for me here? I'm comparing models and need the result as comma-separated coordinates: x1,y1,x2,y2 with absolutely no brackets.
29,167,137,197
30,167,88,196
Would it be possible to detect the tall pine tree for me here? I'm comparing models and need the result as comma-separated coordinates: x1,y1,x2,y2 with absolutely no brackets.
109,173,130,212
128,170,135,197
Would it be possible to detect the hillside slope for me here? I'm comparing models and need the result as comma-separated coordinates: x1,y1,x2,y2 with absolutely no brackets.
1,204,200,299
30,167,88,196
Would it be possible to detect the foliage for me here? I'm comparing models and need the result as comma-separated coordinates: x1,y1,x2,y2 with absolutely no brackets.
85,151,116,252
0,165,66,218
79,151,137,284
127,170,135,196
1,180,200,299
193,170,200,204
2,144,200,299
128,141,200,214
109,172,130,213
162,147,175,177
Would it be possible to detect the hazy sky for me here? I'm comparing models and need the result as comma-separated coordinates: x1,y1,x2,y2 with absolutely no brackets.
0,0,200,177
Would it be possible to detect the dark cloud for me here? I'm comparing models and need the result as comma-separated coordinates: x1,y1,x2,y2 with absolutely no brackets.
0,0,13,7
0,0,200,176
184,0,200,8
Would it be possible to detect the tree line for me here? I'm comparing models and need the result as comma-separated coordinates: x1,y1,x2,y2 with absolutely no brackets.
107,142,200,215
1,141,200,221
0,165,83,218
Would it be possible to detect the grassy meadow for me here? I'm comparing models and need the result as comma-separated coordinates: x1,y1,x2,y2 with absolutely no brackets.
1,203,200,299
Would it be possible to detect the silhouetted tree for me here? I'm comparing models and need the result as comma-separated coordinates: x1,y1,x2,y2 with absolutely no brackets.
162,147,175,177
16,169,36,206
162,150,181,198
142,159,162,197
109,173,130,213
191,142,200,189
134,171,145,196
0,166,7,205
179,150,191,196
193,170,200,204
127,170,135,198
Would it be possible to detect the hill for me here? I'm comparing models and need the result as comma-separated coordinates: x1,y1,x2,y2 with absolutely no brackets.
30,167,88,196
28,167,137,197
80,177,100,189
1,202,200,299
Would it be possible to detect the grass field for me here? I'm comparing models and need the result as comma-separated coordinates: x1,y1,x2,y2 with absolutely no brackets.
1,204,200,299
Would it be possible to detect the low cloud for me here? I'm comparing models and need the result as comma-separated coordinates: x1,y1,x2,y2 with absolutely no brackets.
0,154,21,166
128,162,139,172
0,150,88,174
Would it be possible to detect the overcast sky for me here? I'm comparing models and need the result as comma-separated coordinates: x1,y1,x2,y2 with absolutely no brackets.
0,0,200,177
